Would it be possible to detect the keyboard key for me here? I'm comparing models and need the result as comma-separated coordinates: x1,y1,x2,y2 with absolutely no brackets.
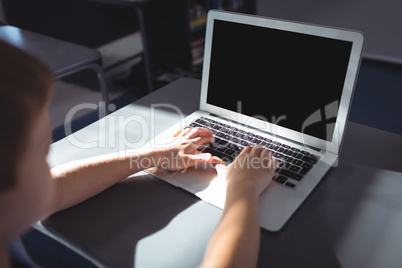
227,143,236,149
311,154,320,160
292,159,303,166
217,146,227,153
195,119,205,124
292,153,303,159
203,147,234,164
277,162,289,171
211,125,221,130
233,132,241,137
285,182,296,188
246,136,255,141
225,149,236,156
275,146,284,152
251,138,260,143
301,155,318,164
273,152,284,159
283,149,293,156
279,169,303,181
299,163,313,175
275,175,287,184
228,144,243,153
189,122,202,128
197,144,207,151
211,140,225,150
283,156,294,162
302,163,313,169
289,165,301,173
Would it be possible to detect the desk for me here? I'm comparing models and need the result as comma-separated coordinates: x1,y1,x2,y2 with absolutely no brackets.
40,78,402,267
0,25,109,107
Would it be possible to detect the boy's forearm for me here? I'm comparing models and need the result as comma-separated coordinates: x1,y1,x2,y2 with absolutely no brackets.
201,181,261,268
49,149,164,214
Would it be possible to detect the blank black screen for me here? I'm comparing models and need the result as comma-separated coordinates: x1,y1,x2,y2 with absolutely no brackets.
206,20,353,141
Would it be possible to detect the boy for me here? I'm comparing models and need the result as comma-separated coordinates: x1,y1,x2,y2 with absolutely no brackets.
0,40,276,267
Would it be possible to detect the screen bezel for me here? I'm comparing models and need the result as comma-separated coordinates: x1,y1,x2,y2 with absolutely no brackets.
200,10,364,155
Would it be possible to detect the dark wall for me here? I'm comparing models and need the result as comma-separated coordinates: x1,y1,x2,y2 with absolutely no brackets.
3,0,139,48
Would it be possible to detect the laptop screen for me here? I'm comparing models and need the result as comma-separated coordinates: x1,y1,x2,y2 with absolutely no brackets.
206,19,353,142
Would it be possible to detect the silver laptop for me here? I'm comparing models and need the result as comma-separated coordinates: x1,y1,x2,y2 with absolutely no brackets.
146,10,364,231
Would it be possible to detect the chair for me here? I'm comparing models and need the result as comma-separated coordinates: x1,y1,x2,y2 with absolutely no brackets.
0,25,110,114
89,0,154,93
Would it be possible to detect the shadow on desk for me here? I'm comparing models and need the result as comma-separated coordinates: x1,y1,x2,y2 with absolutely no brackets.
258,163,402,268
43,172,199,267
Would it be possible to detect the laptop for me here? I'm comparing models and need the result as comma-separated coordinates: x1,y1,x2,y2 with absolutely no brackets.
146,10,364,231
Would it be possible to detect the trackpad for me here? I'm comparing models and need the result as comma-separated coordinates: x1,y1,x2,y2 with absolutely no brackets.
149,165,227,209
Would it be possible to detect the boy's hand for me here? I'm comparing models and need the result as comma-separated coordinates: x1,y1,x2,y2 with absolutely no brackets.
157,127,223,171
216,145,278,196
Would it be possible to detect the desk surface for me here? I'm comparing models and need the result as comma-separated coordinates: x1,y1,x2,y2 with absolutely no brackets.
0,25,101,77
42,78,402,268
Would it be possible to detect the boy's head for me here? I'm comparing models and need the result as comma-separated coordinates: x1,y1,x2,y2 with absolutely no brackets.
0,40,53,193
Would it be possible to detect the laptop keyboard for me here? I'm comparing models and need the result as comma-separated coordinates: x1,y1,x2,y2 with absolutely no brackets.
187,117,320,189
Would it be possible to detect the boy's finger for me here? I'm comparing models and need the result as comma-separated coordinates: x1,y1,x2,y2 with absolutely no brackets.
250,144,264,157
187,153,225,168
182,128,193,137
211,156,225,166
187,127,213,139
239,145,252,156
191,136,215,146
215,163,228,178
173,130,183,138
260,148,272,160
173,128,192,138
270,158,279,169
187,153,212,165
173,127,214,139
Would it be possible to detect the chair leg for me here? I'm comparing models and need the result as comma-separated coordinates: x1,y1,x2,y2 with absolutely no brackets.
57,63,110,116
132,5,154,94
86,63,110,116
